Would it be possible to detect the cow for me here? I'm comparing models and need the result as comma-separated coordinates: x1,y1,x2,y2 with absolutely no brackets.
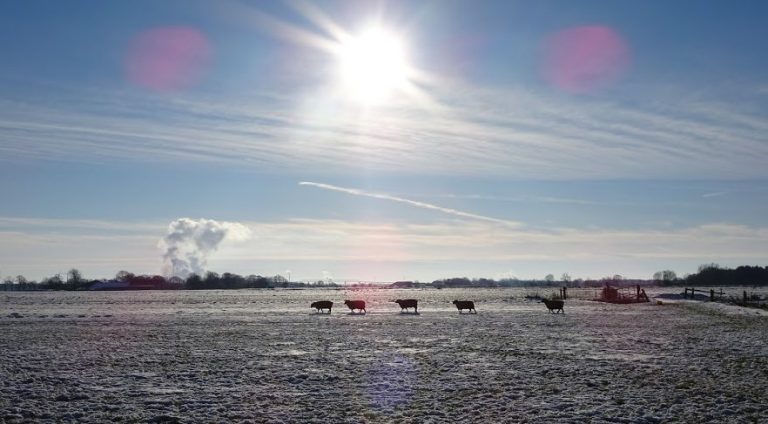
310,300,333,314
394,299,418,314
452,300,476,314
541,298,564,314
344,300,366,314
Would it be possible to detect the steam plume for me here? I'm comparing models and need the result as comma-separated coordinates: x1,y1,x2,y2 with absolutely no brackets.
159,218,252,278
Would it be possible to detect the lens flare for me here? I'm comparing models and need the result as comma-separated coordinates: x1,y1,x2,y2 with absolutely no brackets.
125,26,212,91
542,25,630,93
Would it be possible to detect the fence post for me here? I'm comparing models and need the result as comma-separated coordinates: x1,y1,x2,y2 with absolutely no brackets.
710,289,714,301
744,291,748,303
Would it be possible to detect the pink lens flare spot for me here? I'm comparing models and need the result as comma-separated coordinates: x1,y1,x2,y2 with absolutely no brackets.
542,25,631,93
125,26,212,91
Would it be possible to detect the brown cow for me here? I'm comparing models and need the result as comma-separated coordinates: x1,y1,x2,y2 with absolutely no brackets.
344,300,366,314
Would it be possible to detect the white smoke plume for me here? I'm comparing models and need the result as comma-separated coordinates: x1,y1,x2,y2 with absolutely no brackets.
159,218,252,278
322,270,334,284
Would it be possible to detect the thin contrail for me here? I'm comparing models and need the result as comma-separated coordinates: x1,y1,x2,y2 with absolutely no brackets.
299,181,521,227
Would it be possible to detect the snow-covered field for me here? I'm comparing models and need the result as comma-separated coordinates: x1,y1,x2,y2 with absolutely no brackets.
1,288,766,423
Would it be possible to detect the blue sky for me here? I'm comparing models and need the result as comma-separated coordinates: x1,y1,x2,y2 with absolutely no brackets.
1,0,768,282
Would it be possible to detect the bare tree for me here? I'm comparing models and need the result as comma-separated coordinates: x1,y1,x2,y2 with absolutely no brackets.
653,270,677,283
115,270,134,282
67,268,84,290
16,275,28,290
3,276,14,291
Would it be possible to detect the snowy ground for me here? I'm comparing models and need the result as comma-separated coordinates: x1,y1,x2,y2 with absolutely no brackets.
1,288,766,423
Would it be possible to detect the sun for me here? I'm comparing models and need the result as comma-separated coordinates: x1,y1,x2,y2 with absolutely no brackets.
336,27,411,105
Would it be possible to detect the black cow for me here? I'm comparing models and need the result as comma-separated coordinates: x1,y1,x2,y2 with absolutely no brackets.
541,299,564,313
394,299,418,313
452,300,476,314
310,300,333,314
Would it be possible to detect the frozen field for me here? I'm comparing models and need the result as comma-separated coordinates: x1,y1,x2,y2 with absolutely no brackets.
1,288,766,423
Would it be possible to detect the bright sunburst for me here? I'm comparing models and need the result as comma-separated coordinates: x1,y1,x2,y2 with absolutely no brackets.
336,27,411,105
240,2,430,107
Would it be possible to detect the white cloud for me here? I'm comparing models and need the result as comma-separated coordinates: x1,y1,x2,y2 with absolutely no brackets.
701,191,727,198
1,78,767,179
0,216,163,233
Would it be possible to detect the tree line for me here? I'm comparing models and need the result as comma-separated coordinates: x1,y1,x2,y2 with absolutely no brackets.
3,263,767,291
1,269,340,291
664,264,768,287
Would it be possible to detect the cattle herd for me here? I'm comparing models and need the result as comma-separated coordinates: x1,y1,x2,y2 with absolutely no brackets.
310,298,564,314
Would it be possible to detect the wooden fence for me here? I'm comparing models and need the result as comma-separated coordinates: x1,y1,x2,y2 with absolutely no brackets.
551,285,649,303
683,288,724,301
